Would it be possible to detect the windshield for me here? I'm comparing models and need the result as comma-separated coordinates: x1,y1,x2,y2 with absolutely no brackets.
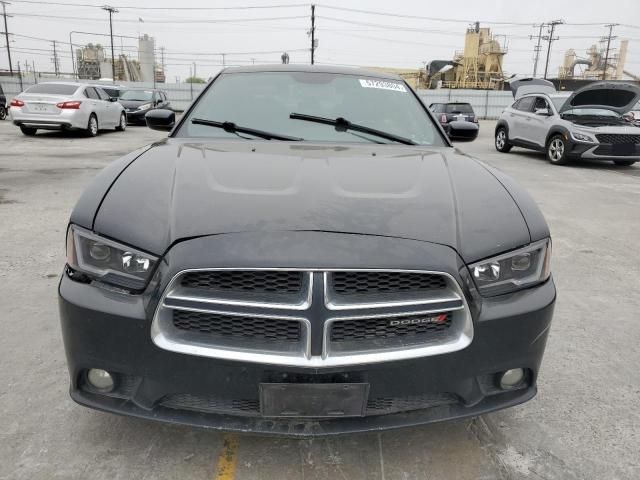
25,84,79,95
119,90,153,101
178,71,443,145
562,108,620,117
445,103,473,114
550,95,570,111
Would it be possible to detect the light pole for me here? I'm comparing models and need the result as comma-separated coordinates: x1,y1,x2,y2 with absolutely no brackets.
1,1,13,75
102,5,118,83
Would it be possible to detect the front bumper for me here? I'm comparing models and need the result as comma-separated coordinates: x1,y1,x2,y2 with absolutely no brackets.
125,109,149,124
566,141,640,161
58,231,555,436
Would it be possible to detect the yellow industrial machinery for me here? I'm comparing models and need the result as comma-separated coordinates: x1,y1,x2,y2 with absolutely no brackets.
426,23,506,89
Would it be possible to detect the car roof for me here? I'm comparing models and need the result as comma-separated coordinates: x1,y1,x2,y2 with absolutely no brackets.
221,64,404,81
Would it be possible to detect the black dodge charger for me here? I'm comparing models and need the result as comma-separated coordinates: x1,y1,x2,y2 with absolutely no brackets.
59,66,555,436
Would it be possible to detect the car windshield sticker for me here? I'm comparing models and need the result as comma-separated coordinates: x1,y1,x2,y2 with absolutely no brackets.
359,79,407,93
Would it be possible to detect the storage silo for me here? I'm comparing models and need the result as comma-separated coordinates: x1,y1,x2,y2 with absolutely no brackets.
138,34,156,83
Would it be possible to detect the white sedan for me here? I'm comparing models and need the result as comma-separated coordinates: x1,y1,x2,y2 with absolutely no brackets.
9,82,127,136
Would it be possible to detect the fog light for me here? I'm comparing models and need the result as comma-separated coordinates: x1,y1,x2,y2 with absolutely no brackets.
499,368,525,389
87,368,114,391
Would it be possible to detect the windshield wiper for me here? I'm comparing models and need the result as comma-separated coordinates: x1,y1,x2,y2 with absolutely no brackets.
289,113,417,145
191,118,303,141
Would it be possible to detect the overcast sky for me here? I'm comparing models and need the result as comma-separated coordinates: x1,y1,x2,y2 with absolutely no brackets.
3,0,640,82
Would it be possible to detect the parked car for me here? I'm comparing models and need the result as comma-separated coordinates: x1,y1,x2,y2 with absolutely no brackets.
9,82,127,136
118,88,171,124
90,84,126,99
429,102,479,140
0,83,7,120
495,78,640,166
60,66,555,436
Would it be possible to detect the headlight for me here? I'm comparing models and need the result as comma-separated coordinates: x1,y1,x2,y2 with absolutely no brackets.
570,131,596,143
469,239,551,296
66,225,158,290
136,103,152,111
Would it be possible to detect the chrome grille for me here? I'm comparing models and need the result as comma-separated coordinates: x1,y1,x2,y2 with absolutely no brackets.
152,269,473,367
595,133,640,144
173,310,302,342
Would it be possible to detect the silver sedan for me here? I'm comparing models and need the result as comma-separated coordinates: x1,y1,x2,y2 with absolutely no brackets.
9,82,126,136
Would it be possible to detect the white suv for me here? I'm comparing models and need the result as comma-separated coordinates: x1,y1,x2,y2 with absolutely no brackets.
495,79,640,166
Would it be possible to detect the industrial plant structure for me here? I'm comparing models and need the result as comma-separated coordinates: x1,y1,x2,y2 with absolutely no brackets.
75,34,165,82
558,39,638,81
425,23,507,89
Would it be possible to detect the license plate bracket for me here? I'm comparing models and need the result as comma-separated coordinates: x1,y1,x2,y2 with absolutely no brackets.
612,143,635,156
260,383,369,418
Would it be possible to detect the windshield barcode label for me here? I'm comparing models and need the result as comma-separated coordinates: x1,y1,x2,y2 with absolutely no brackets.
359,79,407,92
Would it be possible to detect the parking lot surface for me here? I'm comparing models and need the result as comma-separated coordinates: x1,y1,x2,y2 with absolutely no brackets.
1,120,638,480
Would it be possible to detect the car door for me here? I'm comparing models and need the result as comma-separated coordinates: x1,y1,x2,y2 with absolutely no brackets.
84,87,107,126
527,96,555,148
95,87,117,126
509,96,535,142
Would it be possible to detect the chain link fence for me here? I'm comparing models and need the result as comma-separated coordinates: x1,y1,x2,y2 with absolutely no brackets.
1,75,514,118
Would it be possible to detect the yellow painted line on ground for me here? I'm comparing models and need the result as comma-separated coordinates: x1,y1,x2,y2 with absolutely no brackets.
214,434,240,480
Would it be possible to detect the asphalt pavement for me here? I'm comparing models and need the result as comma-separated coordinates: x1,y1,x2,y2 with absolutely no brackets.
0,120,638,480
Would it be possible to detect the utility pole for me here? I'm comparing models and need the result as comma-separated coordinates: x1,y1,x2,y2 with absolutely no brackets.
221,53,226,67
310,4,315,65
1,1,12,74
32,59,36,83
160,46,165,73
602,23,617,80
542,19,563,79
52,40,60,76
102,5,118,83
530,23,545,78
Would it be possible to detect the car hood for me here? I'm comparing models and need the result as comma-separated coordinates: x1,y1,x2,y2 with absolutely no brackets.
558,82,640,115
93,139,532,262
509,78,556,99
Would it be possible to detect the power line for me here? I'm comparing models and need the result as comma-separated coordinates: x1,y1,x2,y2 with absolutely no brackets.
10,12,309,23
10,0,308,9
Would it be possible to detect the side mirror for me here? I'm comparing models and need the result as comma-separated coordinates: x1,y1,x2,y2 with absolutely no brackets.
446,120,479,142
535,108,550,116
145,109,175,131
109,97,118,102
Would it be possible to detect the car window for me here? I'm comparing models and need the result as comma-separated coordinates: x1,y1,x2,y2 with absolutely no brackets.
26,84,79,95
84,88,99,100
178,71,445,146
445,103,474,114
101,87,119,98
533,97,549,111
516,97,535,112
430,104,442,113
120,90,154,101
95,88,110,101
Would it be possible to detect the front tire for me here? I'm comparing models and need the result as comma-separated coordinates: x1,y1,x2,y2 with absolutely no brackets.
613,159,636,166
546,135,569,165
115,112,127,132
0,105,6,120
495,128,512,153
86,114,99,137
20,125,37,136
